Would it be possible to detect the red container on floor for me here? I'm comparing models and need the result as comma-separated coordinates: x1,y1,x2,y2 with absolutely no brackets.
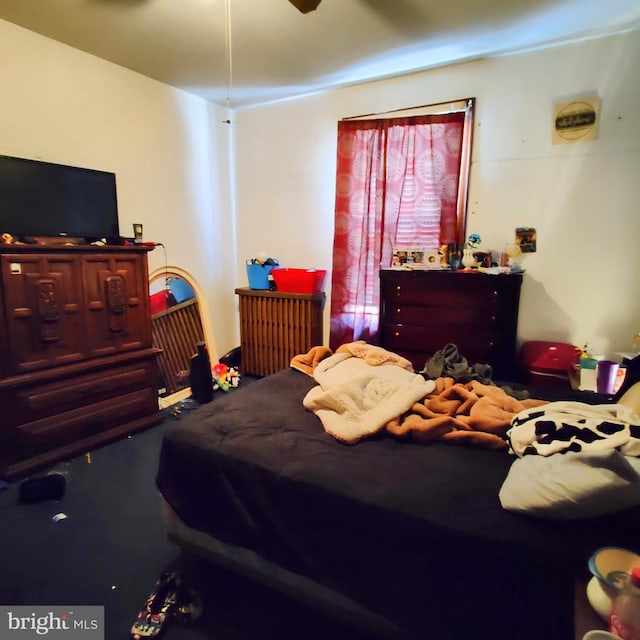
271,268,327,293
519,340,579,388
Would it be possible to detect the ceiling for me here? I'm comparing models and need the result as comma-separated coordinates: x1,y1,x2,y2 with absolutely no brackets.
1,0,639,110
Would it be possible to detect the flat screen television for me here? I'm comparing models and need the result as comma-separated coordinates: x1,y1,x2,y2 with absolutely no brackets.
0,154,120,242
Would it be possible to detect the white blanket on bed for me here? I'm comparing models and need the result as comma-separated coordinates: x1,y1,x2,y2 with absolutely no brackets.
501,400,640,518
507,401,640,457
303,352,434,444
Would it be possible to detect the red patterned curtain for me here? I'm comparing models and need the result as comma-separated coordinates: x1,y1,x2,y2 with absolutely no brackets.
329,110,471,350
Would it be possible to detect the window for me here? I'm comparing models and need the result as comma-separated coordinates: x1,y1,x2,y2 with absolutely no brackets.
329,98,474,350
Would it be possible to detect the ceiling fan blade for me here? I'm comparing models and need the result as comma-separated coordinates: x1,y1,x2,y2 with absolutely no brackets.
288,0,321,14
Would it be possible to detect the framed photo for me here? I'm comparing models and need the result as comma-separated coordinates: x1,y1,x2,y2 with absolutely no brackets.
422,250,441,266
393,246,444,269
392,248,409,267
516,227,537,253
408,248,426,265
393,246,427,267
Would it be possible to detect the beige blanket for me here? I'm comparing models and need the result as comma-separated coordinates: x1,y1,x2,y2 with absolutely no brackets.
302,347,434,444
387,377,547,450
290,340,413,377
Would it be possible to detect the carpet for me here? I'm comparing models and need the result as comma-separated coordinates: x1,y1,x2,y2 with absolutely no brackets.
0,392,372,640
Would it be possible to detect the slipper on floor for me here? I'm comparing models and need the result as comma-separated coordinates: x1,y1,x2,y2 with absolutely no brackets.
131,570,204,638
131,571,181,639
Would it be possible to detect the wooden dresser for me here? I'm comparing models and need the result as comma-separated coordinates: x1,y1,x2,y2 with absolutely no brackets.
0,245,162,479
235,288,325,377
379,269,523,380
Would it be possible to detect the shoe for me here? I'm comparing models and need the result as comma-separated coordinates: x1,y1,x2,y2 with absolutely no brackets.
131,571,204,639
131,571,181,639
130,608,170,640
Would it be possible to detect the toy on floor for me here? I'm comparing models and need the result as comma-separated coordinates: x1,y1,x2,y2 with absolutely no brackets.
212,362,240,392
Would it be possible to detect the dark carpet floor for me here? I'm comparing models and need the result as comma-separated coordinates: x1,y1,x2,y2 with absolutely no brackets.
0,392,373,640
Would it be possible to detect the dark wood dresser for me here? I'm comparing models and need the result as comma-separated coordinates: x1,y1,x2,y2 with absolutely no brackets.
379,269,523,380
235,288,325,377
0,245,162,479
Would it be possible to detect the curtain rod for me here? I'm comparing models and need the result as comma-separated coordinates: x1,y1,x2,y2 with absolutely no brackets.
341,97,474,121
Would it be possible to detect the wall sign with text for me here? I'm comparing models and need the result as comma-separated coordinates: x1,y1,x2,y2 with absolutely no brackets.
553,96,600,144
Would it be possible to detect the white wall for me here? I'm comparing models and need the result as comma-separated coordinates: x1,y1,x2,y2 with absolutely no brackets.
234,31,640,358
0,19,235,361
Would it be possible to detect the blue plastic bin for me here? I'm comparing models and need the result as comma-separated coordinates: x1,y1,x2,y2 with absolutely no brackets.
168,277,195,303
246,262,275,290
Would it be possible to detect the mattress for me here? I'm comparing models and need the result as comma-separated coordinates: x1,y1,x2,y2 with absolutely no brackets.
156,368,640,639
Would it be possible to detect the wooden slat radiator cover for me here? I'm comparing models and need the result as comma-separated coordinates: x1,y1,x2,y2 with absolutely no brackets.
235,288,325,377
151,298,204,393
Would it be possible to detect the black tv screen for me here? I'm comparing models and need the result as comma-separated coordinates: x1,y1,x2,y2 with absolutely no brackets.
0,155,120,241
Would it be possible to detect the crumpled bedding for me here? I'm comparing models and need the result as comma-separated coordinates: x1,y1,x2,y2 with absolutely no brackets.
386,377,547,449
297,342,546,449
293,343,640,518
303,350,434,444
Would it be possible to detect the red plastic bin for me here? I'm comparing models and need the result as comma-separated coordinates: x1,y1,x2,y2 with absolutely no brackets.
519,341,579,388
271,268,327,293
149,290,170,316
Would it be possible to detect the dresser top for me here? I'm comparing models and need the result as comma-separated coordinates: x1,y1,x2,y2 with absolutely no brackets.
0,243,153,254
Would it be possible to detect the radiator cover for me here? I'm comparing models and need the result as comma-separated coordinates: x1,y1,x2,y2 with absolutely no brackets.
235,288,325,377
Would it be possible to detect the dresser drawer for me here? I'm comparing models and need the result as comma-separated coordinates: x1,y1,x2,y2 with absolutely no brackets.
11,361,157,425
381,271,503,306
14,388,158,449
381,324,498,365
381,302,499,328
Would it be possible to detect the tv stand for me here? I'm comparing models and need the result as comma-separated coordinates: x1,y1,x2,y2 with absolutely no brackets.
0,244,162,479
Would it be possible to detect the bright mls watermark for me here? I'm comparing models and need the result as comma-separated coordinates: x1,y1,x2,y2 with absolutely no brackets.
1,606,104,638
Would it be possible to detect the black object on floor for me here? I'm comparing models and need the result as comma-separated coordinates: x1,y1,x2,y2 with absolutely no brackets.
18,472,66,504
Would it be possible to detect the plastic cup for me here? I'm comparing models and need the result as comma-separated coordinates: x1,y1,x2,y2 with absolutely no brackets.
596,360,620,395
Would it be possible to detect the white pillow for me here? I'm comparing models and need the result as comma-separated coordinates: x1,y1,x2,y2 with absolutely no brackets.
499,450,640,519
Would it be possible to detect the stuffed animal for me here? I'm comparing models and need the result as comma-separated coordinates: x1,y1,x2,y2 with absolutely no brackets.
212,362,240,392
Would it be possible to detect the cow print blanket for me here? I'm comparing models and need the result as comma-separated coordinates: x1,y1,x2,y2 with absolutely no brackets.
507,401,640,457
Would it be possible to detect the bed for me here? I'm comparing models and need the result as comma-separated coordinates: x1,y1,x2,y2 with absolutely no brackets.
156,345,640,640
